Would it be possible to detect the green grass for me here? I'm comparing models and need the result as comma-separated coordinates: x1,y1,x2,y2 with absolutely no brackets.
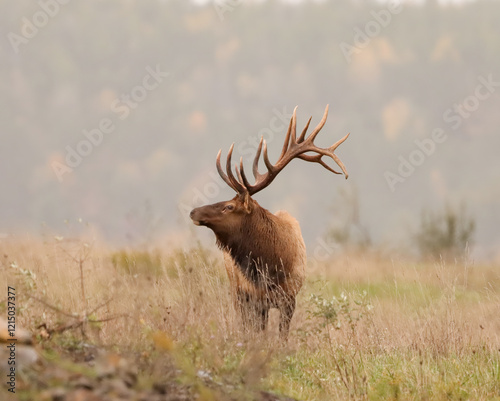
266,346,500,400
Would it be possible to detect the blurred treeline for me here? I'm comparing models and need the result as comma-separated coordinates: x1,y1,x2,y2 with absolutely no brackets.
1,1,499,258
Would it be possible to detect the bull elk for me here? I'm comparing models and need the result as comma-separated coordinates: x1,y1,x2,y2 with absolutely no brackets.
190,105,349,338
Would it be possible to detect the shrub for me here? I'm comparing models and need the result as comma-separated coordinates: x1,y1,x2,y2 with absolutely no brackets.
414,202,475,260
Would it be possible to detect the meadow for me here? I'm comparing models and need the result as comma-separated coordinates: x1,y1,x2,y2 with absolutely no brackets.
1,235,499,400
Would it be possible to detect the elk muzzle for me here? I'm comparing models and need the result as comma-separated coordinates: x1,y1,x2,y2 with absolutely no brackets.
190,207,206,226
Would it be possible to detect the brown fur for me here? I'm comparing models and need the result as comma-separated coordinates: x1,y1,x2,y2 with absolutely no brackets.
190,194,306,337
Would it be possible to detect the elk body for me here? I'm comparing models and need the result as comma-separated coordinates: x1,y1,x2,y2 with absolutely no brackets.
190,105,349,338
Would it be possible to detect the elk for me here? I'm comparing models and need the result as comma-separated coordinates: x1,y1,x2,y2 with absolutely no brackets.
190,105,349,338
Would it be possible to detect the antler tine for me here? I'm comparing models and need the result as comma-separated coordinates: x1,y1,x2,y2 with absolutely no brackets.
279,111,294,160
216,149,238,191
330,152,349,179
306,104,329,143
239,157,252,188
330,132,350,151
225,144,247,194
297,116,312,143
253,136,264,180
290,106,298,146
262,139,275,173
234,162,246,189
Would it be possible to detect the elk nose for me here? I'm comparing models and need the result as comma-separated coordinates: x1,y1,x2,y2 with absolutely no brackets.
189,209,196,219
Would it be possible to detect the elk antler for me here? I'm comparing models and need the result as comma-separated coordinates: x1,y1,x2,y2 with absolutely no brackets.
216,105,349,196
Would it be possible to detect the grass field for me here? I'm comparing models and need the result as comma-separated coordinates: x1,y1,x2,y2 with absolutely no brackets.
1,235,499,400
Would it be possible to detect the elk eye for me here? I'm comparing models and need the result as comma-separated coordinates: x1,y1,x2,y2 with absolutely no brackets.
223,205,234,212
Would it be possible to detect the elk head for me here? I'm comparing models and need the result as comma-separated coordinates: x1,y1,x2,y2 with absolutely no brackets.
190,105,350,239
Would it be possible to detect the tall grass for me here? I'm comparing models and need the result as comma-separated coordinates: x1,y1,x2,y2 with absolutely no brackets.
1,236,499,400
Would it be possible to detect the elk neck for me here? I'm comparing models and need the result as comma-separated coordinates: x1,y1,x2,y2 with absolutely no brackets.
215,203,290,286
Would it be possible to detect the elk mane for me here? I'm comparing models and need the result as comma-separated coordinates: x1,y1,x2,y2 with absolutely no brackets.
215,205,293,288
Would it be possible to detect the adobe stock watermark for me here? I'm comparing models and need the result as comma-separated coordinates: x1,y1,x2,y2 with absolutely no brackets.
384,74,500,192
52,64,169,182
213,0,243,21
339,0,403,63
178,107,294,221
7,0,72,54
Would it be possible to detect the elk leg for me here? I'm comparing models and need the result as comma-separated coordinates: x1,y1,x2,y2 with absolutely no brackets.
259,306,269,331
247,301,268,332
278,297,296,339
237,291,252,332
237,291,267,333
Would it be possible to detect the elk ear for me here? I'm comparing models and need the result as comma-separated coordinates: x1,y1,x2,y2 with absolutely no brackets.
242,192,252,214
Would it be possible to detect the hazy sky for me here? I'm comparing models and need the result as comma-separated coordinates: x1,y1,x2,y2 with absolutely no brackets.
2,0,499,261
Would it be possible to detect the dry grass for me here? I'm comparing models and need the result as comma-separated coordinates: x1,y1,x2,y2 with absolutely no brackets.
1,236,500,400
